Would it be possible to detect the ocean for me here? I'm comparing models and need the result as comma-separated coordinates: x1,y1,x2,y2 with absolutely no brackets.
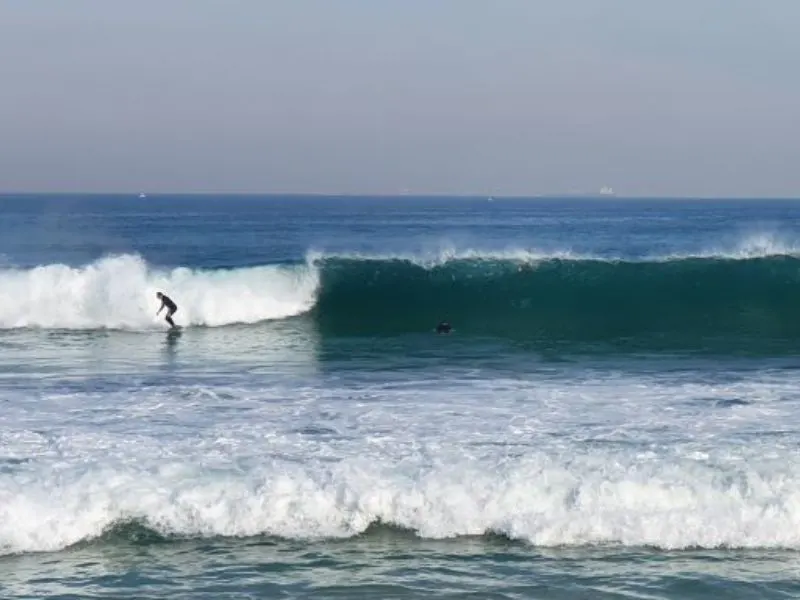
2,194,800,599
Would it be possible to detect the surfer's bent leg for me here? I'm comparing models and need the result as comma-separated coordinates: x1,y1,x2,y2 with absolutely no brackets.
166,307,177,328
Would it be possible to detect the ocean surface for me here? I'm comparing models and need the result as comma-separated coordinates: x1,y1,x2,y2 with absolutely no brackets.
2,194,800,599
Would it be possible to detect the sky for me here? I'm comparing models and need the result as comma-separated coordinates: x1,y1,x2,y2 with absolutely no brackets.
1,1,799,197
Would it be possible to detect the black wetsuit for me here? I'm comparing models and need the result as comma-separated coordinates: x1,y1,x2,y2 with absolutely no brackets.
436,321,452,334
160,295,178,328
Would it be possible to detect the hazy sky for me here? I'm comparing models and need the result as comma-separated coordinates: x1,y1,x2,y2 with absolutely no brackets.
1,1,799,196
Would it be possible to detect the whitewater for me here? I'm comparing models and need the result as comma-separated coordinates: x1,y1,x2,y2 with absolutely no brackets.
4,195,800,599
0,232,798,332
0,254,320,329
4,361,800,555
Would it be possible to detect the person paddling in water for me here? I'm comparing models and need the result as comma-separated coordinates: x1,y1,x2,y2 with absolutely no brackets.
156,292,179,329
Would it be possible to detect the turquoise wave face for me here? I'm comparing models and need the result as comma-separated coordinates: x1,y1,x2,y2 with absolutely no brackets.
4,250,800,353
311,255,800,349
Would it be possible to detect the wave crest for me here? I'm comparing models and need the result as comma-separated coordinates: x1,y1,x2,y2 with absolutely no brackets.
3,456,800,554
0,254,318,330
4,246,800,349
311,252,800,345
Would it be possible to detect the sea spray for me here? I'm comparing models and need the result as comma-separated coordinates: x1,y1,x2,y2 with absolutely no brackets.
0,254,319,330
3,452,800,554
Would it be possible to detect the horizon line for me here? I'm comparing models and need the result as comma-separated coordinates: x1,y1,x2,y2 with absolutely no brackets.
2,191,800,201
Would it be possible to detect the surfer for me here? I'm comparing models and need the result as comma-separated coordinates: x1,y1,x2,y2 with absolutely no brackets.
156,292,179,329
435,321,452,334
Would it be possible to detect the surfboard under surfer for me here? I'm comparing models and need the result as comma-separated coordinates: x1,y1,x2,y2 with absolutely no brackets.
156,292,179,329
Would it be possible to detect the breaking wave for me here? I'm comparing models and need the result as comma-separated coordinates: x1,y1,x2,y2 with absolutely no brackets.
2,247,800,349
310,251,800,347
3,454,800,554
0,254,318,329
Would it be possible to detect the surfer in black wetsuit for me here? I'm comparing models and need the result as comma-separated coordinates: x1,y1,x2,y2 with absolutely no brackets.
436,321,452,334
156,292,179,329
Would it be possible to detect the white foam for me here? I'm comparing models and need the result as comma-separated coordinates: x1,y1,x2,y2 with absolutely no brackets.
3,372,800,554
0,254,319,330
310,232,800,269
307,247,600,268
4,452,800,554
725,232,800,258
655,232,800,262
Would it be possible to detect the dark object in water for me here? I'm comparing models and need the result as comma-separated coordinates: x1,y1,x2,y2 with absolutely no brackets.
436,321,452,334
